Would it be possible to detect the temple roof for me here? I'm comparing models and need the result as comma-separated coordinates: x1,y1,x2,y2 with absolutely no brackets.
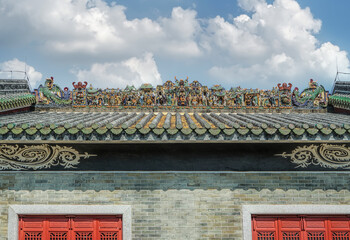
0,79,31,94
0,77,348,142
0,93,36,113
0,79,36,113
332,81,350,95
0,111,349,141
330,81,350,112
330,94,350,109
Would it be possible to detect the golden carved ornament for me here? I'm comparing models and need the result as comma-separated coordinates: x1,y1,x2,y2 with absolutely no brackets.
0,144,96,170
277,144,350,169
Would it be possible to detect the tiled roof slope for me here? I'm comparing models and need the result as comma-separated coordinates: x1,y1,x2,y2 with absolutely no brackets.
330,81,350,111
0,79,36,112
0,79,31,95
329,94,350,110
0,93,36,112
0,111,349,141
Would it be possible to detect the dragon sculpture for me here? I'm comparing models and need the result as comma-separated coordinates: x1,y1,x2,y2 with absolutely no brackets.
292,79,328,107
36,77,71,105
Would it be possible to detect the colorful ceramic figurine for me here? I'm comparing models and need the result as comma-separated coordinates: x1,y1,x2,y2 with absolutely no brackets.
35,77,328,109
72,81,87,107
35,77,72,105
292,79,328,107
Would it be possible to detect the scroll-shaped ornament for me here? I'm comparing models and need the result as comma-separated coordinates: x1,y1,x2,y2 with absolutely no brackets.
277,144,350,169
0,144,95,170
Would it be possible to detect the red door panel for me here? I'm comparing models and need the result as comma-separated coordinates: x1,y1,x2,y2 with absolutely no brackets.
329,218,350,230
97,216,122,240
304,218,327,240
329,218,350,240
71,216,95,240
253,217,278,240
279,217,302,240
20,217,45,240
304,218,327,230
280,218,302,230
47,216,70,239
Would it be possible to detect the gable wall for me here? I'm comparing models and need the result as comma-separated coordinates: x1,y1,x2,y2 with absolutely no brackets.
0,172,349,239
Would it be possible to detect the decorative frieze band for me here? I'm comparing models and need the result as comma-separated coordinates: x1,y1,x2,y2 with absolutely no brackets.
2,143,350,170
277,144,350,169
0,144,95,170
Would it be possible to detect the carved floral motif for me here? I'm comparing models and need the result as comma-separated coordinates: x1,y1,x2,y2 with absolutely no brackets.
0,144,95,170
277,144,350,169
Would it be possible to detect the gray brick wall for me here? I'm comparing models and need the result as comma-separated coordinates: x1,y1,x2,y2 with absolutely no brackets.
0,172,350,239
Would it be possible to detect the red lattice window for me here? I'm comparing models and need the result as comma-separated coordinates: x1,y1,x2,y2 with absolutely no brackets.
24,232,42,240
19,215,122,240
253,216,350,240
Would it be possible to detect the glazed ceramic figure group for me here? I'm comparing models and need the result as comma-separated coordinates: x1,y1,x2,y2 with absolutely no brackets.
34,77,328,108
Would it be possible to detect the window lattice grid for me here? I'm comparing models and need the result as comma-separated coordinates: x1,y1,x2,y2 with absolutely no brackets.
24,232,42,240
74,232,93,240
257,231,276,240
283,232,300,240
332,232,350,240
49,232,67,240
307,232,325,240
100,232,118,240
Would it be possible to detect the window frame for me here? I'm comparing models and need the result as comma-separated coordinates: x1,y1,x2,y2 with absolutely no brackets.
242,205,350,240
8,205,131,240
252,215,350,240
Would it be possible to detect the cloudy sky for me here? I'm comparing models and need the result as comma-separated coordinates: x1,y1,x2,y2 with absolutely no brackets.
0,0,349,91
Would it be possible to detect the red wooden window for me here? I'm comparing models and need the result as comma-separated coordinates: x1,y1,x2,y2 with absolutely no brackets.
19,215,122,240
253,216,350,240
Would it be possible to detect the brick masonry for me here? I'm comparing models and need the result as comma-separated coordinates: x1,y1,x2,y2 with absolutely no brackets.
0,172,350,239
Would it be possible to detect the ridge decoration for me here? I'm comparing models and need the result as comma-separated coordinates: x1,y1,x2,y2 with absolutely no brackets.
34,77,328,109
0,144,96,170
277,144,350,169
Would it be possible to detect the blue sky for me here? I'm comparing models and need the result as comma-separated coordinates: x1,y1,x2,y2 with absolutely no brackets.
0,0,349,91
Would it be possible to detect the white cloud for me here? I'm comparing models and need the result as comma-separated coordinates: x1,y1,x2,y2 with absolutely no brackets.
206,0,350,88
159,7,201,57
238,0,266,12
0,0,201,60
0,58,42,87
73,53,162,89
202,15,267,60
0,0,349,89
